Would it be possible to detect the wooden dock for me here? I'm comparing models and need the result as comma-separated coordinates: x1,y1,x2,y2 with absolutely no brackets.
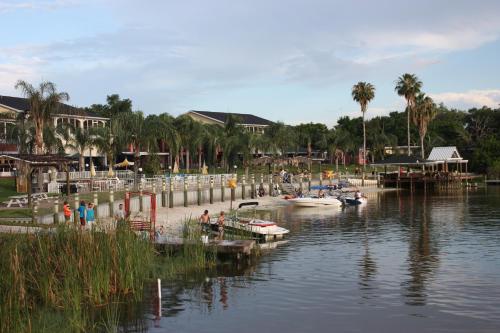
486,180,500,185
155,236,256,257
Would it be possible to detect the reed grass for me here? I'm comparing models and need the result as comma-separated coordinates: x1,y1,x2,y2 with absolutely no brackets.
0,225,154,332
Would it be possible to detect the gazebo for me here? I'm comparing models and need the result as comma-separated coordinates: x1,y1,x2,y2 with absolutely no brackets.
426,146,468,174
0,154,78,206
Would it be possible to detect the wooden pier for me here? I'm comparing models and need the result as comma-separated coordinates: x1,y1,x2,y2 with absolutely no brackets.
486,180,500,186
155,236,256,257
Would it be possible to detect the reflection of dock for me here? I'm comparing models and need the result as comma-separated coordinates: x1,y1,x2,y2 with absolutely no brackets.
486,180,500,185
155,236,255,257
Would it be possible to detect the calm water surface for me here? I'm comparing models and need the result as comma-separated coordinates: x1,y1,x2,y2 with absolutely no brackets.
138,188,500,333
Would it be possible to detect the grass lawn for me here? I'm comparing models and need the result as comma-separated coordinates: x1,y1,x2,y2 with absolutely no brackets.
0,178,19,203
0,208,32,218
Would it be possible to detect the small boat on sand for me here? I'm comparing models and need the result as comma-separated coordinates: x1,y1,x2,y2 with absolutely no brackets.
210,202,289,241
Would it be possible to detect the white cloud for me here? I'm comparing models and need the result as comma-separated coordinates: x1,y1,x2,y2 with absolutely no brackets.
430,89,500,109
0,0,79,13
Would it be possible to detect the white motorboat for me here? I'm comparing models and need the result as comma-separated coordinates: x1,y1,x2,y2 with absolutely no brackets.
339,195,367,206
210,202,289,241
287,196,342,207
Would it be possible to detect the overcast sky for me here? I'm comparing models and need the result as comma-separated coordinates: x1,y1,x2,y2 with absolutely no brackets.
1,0,500,125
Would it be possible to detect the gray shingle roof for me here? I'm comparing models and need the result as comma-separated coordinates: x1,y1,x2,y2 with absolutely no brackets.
190,110,273,126
0,95,103,118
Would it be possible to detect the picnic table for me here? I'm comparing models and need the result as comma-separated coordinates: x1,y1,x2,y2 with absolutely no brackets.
4,193,49,207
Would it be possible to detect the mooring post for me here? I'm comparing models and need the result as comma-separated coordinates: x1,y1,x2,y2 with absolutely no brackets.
209,176,214,204
251,174,255,199
221,175,226,202
319,172,323,186
74,194,79,225
197,176,202,206
139,183,144,212
161,177,166,207
231,174,236,203
308,173,311,191
93,192,99,218
109,190,114,217
241,174,246,200
32,201,38,224
299,175,303,192
53,199,59,224
377,172,380,188
183,177,188,207
269,173,273,196
169,177,174,208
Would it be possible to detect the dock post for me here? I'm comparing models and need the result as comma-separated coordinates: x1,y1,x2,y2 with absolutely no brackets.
319,172,323,186
183,178,188,207
74,194,79,225
209,176,214,204
161,177,166,207
241,174,246,200
109,190,114,217
308,174,311,191
377,173,380,188
197,176,202,206
53,199,59,224
221,175,225,202
32,202,38,224
269,173,273,196
299,175,303,192
251,174,255,199
139,183,144,212
169,177,174,208
93,192,99,218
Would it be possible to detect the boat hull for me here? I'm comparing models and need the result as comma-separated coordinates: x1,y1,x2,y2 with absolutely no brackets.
288,197,342,207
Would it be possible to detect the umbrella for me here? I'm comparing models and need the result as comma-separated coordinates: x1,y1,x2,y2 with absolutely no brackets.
90,162,96,177
107,165,115,177
114,158,134,168
173,160,179,173
202,161,208,175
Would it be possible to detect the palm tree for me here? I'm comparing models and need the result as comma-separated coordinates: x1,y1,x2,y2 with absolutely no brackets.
413,93,437,159
65,126,94,171
92,120,120,176
352,82,375,182
15,80,69,154
395,74,422,156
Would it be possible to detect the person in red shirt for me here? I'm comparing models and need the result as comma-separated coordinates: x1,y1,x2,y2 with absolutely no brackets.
63,201,72,225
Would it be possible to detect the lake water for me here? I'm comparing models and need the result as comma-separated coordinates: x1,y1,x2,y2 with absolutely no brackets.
136,188,500,333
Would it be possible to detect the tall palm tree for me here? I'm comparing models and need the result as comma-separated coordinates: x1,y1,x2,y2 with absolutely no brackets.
395,74,422,156
352,82,375,181
15,80,69,154
92,120,121,176
65,126,94,171
413,93,437,159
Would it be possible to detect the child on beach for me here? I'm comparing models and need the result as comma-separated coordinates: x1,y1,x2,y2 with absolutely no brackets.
199,209,210,234
63,201,72,225
86,203,95,230
78,201,86,229
217,211,225,240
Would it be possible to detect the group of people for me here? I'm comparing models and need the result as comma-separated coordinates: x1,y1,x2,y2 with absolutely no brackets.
199,209,225,239
61,201,126,230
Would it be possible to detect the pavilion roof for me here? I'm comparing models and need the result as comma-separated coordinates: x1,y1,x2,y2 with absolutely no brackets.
372,154,433,166
0,154,78,166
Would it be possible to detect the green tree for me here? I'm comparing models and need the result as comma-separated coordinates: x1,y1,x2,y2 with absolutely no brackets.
413,93,437,158
65,126,94,171
395,73,422,156
15,80,69,154
352,81,375,179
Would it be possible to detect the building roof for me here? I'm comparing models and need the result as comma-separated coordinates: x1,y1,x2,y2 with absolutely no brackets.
189,110,274,126
373,154,432,166
0,154,78,166
0,95,105,119
427,146,463,161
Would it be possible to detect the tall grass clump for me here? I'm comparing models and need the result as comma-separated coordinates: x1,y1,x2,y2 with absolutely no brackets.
0,225,155,333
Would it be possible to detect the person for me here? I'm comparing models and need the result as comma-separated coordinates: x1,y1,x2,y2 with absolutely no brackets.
86,203,95,229
217,211,225,240
78,201,86,229
258,184,265,197
63,201,71,225
199,209,210,234
355,190,362,199
318,189,325,198
115,203,125,226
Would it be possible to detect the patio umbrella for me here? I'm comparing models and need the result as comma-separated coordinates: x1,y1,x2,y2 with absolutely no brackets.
173,160,179,173
114,158,134,168
202,161,208,175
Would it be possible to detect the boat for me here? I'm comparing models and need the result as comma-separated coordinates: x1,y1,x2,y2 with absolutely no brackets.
210,202,289,241
338,193,367,206
287,196,342,207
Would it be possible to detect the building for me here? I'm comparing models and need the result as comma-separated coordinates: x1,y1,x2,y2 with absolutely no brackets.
0,95,108,172
427,146,468,172
384,145,420,156
186,110,274,134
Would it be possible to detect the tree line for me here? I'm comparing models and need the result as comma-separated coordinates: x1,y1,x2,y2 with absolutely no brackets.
7,78,500,177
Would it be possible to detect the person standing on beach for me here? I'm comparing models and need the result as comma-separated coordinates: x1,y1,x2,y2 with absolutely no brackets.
217,211,225,240
199,210,210,234
63,201,72,225
86,203,95,230
78,201,86,229
115,203,126,227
